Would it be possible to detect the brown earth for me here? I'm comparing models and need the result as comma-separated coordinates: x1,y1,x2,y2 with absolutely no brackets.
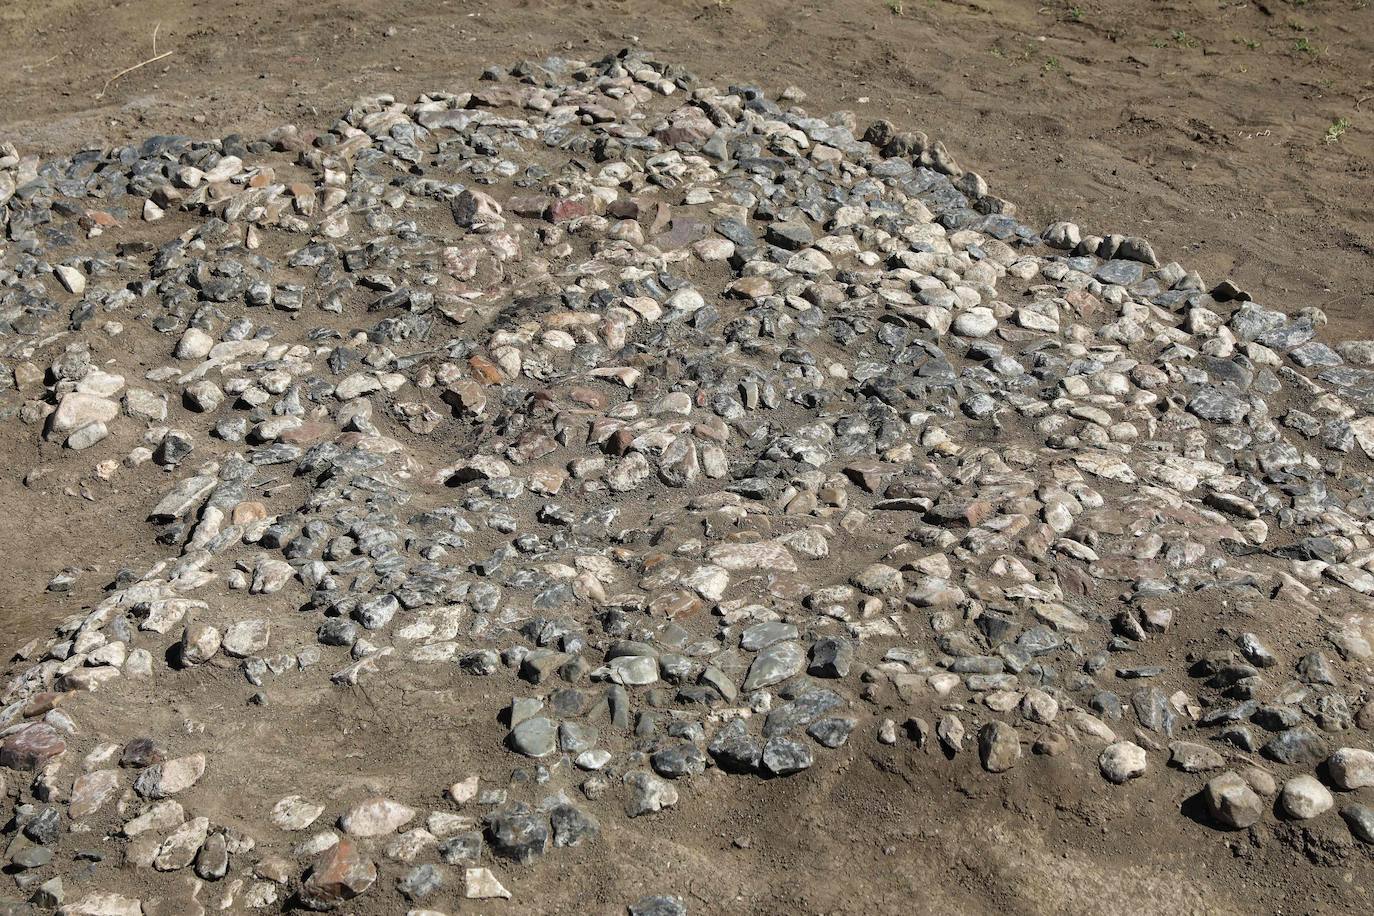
2,1,1373,914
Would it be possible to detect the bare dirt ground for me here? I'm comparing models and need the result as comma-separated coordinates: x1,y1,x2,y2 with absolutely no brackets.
2,1,1373,914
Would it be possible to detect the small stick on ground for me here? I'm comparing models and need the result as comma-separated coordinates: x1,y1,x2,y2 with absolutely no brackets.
96,23,174,100
22,54,60,72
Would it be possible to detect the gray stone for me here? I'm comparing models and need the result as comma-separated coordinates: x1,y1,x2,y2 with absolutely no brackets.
1203,771,1264,829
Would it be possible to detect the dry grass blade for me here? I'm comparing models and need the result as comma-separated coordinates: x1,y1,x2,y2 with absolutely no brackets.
95,22,173,100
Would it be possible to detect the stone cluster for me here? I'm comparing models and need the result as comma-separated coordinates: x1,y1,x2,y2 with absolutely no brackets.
1,48,1373,914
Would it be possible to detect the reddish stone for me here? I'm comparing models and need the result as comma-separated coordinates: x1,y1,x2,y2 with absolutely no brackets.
21,692,62,718
1059,564,1095,598
927,498,995,527
1020,523,1055,559
70,768,121,820
844,463,889,494
605,428,635,457
442,380,487,417
650,590,705,619
545,198,589,222
586,417,621,447
0,723,67,771
655,217,709,250
231,501,268,526
299,837,376,910
279,421,332,446
648,202,672,236
81,209,120,229
468,355,505,385
508,431,556,464
567,387,608,410
506,194,551,218
1064,289,1102,317
470,85,528,108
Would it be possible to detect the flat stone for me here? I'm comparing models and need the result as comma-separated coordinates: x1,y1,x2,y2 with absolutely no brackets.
134,753,206,798
154,816,209,870
0,723,67,771
69,769,121,819
464,867,511,899
507,717,558,757
58,893,143,916
741,641,805,692
340,797,416,837
707,541,796,573
760,736,813,776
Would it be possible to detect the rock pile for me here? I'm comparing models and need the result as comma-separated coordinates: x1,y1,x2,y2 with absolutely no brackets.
1,47,1373,913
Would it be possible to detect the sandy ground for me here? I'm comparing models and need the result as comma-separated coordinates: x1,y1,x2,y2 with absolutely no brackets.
2,1,1373,913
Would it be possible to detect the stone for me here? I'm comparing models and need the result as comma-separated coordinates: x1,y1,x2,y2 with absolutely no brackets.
0,724,67,771
508,717,558,757
1168,742,1224,773
397,864,444,901
807,717,857,748
180,622,221,665
761,736,813,776
708,720,762,773
808,638,853,678
1099,741,1147,783
630,896,688,916
195,831,229,880
485,809,549,863
550,803,600,847
134,754,206,798
69,769,120,819
1326,747,1374,790
340,797,416,837
651,740,707,779
122,800,184,837
221,619,270,657
154,816,209,870
1203,771,1264,829
1043,221,1081,249
1340,804,1374,843
978,722,1022,773
299,837,376,910
1279,775,1333,820
48,393,117,440
707,541,796,573
851,563,903,595
54,264,86,294
465,867,511,899
742,641,805,692
58,893,143,916
1261,727,1327,766
176,328,214,359
624,771,679,817
953,307,998,338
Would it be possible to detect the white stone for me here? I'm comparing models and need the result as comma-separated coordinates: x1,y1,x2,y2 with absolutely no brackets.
1280,775,1333,820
